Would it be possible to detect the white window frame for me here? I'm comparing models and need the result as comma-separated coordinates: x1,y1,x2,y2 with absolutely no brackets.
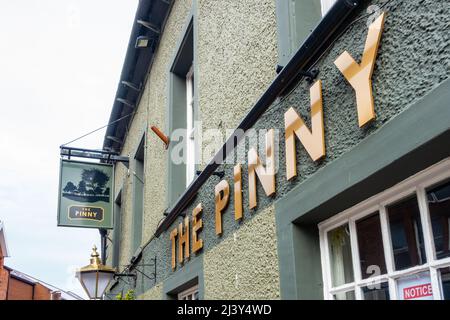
185,64,196,187
177,284,199,300
321,0,336,16
319,158,450,300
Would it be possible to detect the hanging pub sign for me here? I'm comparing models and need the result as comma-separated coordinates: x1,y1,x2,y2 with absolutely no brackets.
57,160,114,229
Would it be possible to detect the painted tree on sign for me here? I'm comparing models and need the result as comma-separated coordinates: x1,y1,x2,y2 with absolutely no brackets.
62,168,111,203
63,182,77,193
77,180,87,194
81,169,109,192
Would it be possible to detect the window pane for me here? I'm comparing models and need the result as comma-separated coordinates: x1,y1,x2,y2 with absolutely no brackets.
333,291,355,300
427,180,450,260
440,267,450,300
397,271,433,300
387,196,427,270
362,282,390,300
328,224,354,287
356,213,387,279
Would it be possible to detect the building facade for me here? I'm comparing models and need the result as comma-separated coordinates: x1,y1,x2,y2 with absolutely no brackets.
103,0,450,300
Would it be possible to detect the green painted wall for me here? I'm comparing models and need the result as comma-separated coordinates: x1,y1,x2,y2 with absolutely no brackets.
197,0,278,168
138,283,162,300
203,205,280,299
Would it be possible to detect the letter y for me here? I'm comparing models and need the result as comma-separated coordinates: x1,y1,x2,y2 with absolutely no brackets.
334,12,386,127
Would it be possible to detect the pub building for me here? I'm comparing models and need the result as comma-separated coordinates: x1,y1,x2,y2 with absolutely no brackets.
101,0,450,300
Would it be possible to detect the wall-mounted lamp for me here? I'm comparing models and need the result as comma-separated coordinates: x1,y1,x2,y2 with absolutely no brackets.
151,126,170,149
135,35,151,48
76,246,116,300
76,246,156,300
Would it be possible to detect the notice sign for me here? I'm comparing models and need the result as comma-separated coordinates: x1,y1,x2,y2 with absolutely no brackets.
397,271,433,300
57,160,114,229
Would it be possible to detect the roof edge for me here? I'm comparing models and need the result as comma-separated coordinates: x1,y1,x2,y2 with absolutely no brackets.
0,221,10,257
102,0,174,154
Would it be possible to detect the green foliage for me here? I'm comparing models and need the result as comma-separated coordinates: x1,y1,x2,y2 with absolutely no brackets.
116,290,135,300
124,290,135,300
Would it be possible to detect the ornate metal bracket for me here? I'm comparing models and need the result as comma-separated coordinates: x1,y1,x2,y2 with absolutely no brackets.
131,256,157,284
114,271,137,287
60,146,129,168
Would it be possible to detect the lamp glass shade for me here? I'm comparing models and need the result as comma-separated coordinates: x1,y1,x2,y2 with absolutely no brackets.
76,246,116,299
77,270,114,299
137,39,149,47
97,271,115,298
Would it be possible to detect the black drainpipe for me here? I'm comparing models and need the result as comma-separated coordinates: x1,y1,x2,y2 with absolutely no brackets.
99,228,107,264
155,0,365,237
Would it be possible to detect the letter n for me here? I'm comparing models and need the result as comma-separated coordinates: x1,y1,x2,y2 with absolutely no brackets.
248,129,276,209
285,80,325,180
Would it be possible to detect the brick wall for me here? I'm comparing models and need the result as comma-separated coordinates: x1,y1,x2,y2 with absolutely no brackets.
7,277,33,300
33,283,51,300
0,247,8,300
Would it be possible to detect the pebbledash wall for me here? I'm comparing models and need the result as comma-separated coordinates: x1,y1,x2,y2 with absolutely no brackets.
105,0,450,300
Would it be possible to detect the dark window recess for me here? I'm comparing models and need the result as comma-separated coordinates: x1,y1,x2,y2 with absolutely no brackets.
113,190,122,269
132,136,145,254
356,212,387,278
441,267,450,300
362,282,390,300
388,196,427,271
427,180,450,260
167,19,194,207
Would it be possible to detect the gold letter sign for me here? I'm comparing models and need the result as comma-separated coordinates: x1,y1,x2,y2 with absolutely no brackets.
285,80,325,180
192,203,203,254
167,12,390,272
215,180,230,235
178,217,190,264
334,12,386,127
170,228,178,270
248,129,276,209
234,164,243,220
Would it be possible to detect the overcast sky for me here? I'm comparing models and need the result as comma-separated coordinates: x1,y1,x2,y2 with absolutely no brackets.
0,0,138,298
